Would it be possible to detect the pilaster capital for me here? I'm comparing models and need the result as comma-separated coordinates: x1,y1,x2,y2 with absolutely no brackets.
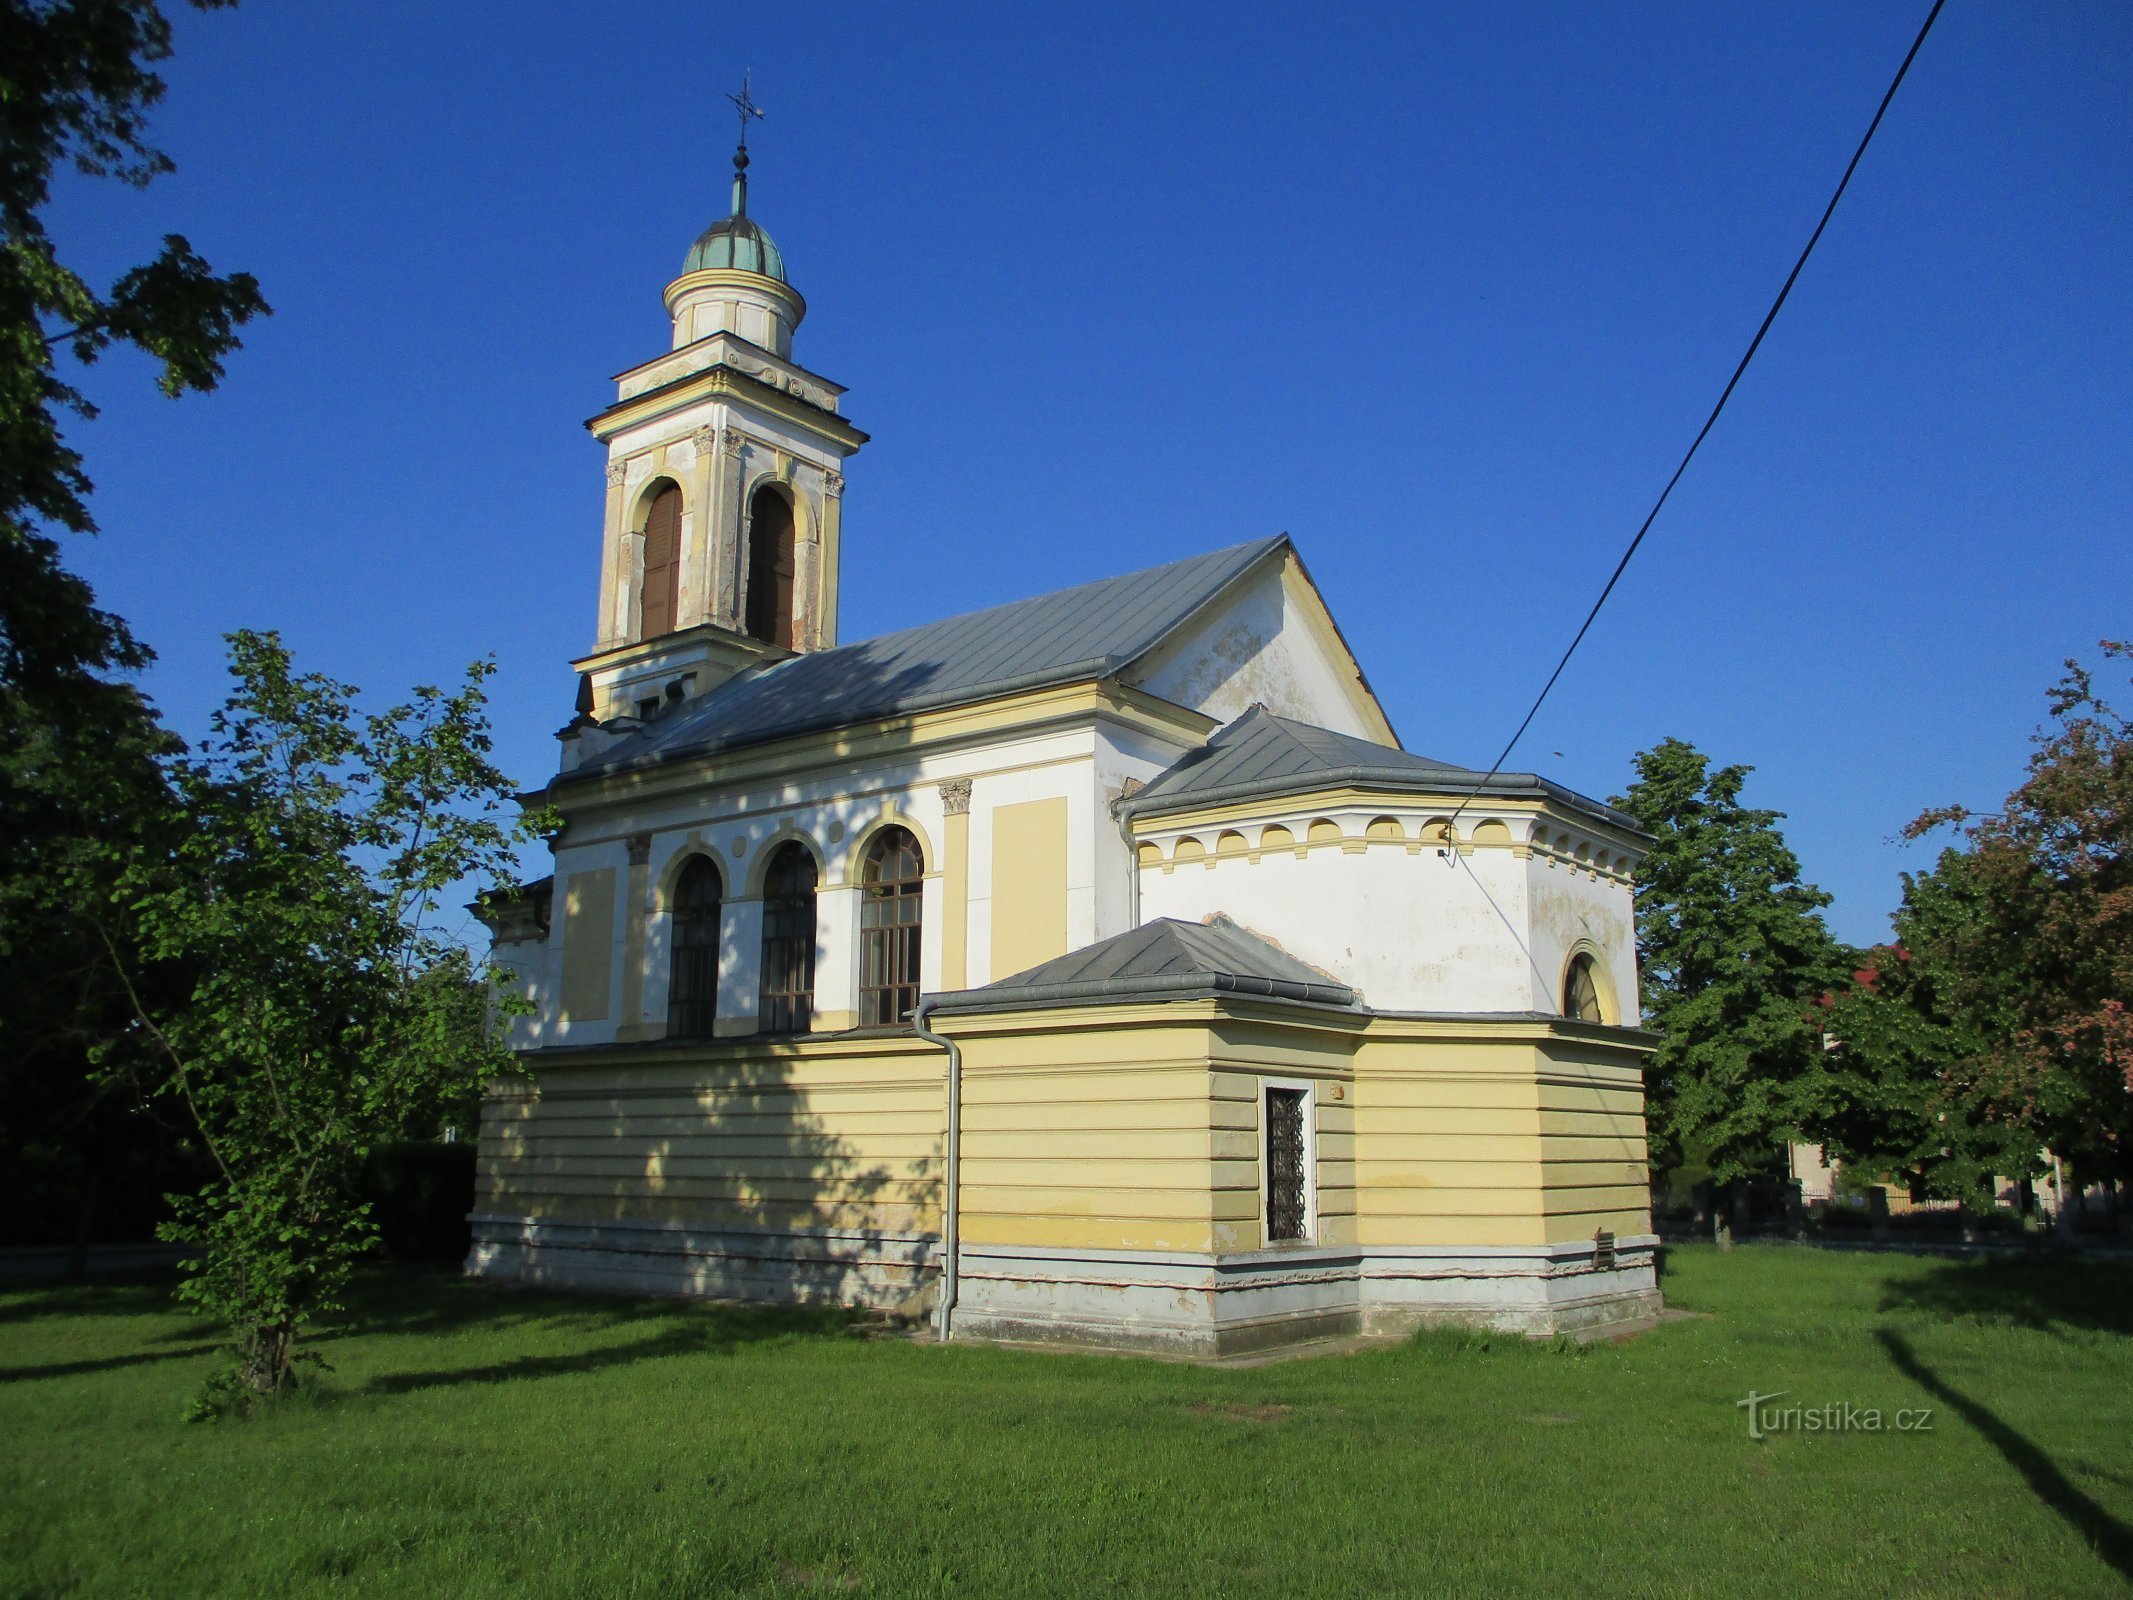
605,460,628,488
626,832,653,867
823,470,845,498
938,778,973,817
722,430,749,460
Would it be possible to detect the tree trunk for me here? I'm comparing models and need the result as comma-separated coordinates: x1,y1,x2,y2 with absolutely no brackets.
65,1171,98,1280
242,1321,298,1396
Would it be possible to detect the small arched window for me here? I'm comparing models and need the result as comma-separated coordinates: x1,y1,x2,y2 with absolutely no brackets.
667,856,723,1039
860,826,924,1026
1563,952,1605,1024
758,843,817,1034
744,485,796,648
640,482,683,639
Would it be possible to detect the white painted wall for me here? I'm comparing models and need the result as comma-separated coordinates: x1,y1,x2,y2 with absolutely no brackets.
527,716,1165,1040
1135,808,1641,1017
1125,555,1387,741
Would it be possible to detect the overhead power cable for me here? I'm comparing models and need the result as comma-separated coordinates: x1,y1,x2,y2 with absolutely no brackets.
1445,0,1946,829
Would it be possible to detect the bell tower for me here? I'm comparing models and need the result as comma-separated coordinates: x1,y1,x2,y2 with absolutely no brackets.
574,77,867,726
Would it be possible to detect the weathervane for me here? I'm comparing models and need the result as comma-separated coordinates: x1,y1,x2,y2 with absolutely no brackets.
727,71,766,159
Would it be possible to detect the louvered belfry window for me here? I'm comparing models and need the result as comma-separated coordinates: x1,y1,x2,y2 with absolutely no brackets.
1265,1088,1309,1243
666,856,722,1040
758,843,817,1034
860,827,923,1026
640,483,683,639
744,486,796,648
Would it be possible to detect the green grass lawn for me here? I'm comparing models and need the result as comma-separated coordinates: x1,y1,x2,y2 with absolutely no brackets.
3,1246,2130,1599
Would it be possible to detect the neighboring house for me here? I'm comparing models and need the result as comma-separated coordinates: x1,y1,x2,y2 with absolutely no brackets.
472,139,1661,1355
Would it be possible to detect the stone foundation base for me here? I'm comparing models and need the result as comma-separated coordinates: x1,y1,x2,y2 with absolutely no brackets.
465,1214,936,1317
469,1215,1660,1356
948,1238,1661,1356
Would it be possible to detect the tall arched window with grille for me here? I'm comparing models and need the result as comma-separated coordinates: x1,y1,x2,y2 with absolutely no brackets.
666,856,722,1039
640,482,683,639
860,826,924,1026
1563,951,1605,1023
758,843,818,1034
743,484,796,648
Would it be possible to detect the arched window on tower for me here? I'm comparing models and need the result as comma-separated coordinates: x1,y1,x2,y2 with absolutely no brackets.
667,856,723,1039
1563,952,1605,1024
640,482,683,639
860,827,924,1026
744,484,796,648
758,842,818,1034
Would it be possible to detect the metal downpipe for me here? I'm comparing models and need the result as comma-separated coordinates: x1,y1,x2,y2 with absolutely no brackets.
912,998,962,1341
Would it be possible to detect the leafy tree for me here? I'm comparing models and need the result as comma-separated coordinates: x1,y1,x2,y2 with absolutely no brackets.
1826,643,2132,1204
1615,738,1849,1225
1,0,267,1253
92,632,548,1408
2,0,267,685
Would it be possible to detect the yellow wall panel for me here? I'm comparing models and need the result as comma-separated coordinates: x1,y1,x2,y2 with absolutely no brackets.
558,867,615,1023
989,797,1069,979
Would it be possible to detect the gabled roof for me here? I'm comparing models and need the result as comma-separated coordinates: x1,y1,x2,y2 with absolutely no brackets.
923,916,1359,1015
1121,705,1646,836
566,536,1287,781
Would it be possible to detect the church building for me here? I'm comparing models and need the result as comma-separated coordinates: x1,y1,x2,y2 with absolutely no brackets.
472,120,1661,1355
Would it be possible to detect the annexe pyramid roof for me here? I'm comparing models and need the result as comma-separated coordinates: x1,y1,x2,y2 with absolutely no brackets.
923,915,1358,1016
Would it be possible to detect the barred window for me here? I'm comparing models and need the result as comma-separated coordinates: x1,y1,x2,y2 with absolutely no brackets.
666,856,722,1040
1265,1087,1310,1243
758,843,817,1034
860,826,923,1026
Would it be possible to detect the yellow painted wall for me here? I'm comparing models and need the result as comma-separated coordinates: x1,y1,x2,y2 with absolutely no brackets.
1536,1040,1653,1240
941,808,970,989
945,1006,1361,1256
475,1037,944,1241
558,868,616,1023
1349,1025,1653,1248
989,797,1068,980
476,1005,1650,1269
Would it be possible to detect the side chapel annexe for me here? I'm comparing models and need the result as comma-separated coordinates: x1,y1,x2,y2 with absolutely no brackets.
472,125,1663,1356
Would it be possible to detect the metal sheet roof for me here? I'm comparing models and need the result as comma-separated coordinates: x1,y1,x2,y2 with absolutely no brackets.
1121,705,1646,836
569,536,1286,780
923,915,1358,1015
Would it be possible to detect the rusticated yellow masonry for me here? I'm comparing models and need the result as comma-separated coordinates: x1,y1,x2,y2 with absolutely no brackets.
476,1033,945,1242
1352,1018,1653,1249
475,1006,1651,1280
941,1001,1363,1256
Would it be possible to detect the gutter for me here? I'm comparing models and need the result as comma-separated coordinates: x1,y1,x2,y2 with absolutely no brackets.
910,998,962,1342
1118,765,1649,840
922,968,1360,1018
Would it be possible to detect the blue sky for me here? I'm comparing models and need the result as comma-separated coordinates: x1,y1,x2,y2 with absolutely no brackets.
45,1,2131,948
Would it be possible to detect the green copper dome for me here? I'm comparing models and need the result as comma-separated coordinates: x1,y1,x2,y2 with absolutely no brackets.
682,159,788,282
682,212,787,281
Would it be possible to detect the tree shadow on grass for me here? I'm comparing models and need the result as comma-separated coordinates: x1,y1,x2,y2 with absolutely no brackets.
1877,1257,2133,1340
1877,1329,2133,1583
0,1275,181,1327
0,1341,223,1385
356,1299,851,1397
